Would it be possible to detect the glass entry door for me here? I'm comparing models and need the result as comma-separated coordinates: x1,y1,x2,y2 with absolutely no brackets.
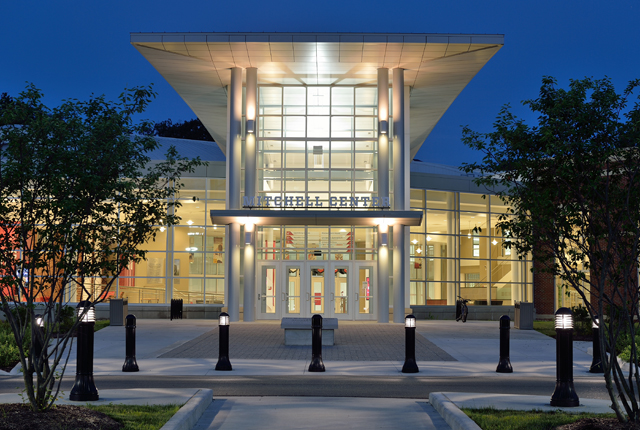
257,263,279,319
355,263,376,320
256,261,374,320
284,264,302,316
331,263,350,319
307,263,328,316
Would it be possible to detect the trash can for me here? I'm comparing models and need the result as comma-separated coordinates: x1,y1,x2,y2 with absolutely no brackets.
110,299,128,326
514,301,534,330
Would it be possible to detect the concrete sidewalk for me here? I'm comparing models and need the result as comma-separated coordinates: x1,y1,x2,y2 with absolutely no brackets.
0,319,616,429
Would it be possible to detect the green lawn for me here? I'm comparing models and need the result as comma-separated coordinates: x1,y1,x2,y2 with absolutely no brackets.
462,407,617,430
94,319,110,332
87,403,182,430
533,320,556,337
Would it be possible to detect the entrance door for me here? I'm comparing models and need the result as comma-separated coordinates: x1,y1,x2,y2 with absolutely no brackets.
307,262,328,316
257,263,279,319
330,262,351,320
283,263,303,316
354,263,376,321
256,261,375,320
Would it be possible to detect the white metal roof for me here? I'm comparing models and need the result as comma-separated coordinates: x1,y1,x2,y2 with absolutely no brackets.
132,32,503,159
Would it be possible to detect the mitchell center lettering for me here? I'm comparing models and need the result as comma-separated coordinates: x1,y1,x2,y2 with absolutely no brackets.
243,195,390,208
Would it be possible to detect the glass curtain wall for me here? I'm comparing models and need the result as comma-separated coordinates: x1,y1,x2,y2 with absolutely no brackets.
257,86,379,210
409,190,533,306
76,178,228,305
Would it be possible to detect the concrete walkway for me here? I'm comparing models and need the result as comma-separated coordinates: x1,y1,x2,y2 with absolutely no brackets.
0,319,617,430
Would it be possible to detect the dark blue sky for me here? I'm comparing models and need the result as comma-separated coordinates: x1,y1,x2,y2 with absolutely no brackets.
2,0,639,167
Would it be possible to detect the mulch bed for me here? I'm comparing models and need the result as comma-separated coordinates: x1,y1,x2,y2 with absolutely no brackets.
0,404,122,430
558,417,640,429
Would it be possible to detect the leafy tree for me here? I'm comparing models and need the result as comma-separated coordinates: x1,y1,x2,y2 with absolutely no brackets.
0,84,204,411
461,76,640,422
153,118,214,141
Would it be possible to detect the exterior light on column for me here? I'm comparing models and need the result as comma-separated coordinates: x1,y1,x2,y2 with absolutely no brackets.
379,223,388,246
245,222,254,245
246,119,255,134
405,314,416,328
550,307,579,407
379,120,388,134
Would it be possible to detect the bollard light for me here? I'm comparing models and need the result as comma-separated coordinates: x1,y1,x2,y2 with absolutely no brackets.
70,301,99,401
550,307,579,407
219,313,230,326
122,314,139,372
589,315,603,373
35,314,44,328
405,315,416,328
33,314,46,368
308,314,325,372
215,312,232,371
402,314,419,373
496,315,513,373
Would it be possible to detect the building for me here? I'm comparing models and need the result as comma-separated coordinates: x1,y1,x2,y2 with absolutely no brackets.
111,32,559,322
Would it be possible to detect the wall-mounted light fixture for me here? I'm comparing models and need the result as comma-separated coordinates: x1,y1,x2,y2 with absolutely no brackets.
246,119,255,134
245,222,254,245
379,120,388,134
379,223,388,246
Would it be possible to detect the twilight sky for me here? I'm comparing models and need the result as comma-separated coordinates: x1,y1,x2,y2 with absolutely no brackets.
2,0,639,167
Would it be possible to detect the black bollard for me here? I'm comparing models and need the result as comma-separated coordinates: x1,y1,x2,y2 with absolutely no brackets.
308,314,325,372
215,312,232,371
70,301,99,401
34,314,46,365
402,314,419,373
122,314,139,372
496,315,513,373
589,315,603,373
550,307,579,407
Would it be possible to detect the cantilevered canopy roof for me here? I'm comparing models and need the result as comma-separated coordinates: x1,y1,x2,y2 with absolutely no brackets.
131,32,503,158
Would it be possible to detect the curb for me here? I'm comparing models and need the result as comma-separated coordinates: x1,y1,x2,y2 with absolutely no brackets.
159,388,213,430
430,392,481,430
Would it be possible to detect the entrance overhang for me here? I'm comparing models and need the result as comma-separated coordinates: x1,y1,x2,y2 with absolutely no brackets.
209,209,422,226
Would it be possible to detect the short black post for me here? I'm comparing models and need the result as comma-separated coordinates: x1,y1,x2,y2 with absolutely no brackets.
122,314,139,372
402,314,419,373
496,314,513,373
308,314,325,372
550,307,579,407
70,301,99,401
589,315,603,373
33,314,46,364
215,312,232,371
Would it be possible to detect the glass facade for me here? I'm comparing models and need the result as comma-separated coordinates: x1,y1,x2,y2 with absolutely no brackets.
67,178,228,305
256,86,382,210
409,190,533,306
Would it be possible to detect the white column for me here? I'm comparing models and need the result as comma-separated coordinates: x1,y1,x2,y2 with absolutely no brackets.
226,67,243,321
447,193,456,305
243,67,257,322
392,68,407,323
377,68,390,323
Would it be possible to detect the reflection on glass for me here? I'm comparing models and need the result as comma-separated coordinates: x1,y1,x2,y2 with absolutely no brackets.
286,267,301,314
334,268,348,314
358,267,372,314
261,266,276,314
310,267,325,313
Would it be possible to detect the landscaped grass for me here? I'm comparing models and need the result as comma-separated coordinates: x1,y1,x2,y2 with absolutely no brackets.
533,320,556,337
87,403,182,430
94,319,110,332
462,407,617,430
